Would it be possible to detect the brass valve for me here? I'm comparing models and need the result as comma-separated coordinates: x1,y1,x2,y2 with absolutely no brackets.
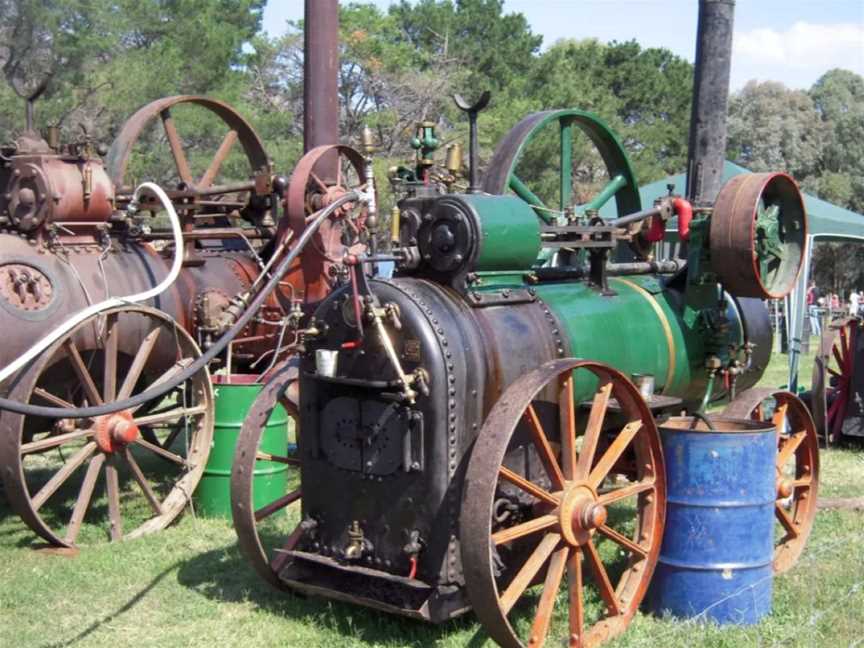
344,521,366,561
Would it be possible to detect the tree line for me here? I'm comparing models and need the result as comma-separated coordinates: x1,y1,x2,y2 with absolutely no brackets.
1,0,862,290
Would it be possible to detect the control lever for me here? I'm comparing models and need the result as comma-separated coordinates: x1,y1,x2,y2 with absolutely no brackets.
453,91,491,194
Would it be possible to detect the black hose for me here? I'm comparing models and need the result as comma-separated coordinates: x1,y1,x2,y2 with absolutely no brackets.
0,192,360,419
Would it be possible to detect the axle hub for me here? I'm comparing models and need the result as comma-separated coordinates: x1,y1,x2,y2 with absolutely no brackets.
558,483,604,547
94,411,140,453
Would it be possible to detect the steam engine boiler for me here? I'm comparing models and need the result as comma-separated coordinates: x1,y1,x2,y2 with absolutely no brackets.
234,108,809,648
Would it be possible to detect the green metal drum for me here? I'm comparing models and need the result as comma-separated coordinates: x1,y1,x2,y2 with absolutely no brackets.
194,378,289,519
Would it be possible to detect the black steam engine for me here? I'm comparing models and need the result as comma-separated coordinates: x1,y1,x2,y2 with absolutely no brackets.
231,96,813,647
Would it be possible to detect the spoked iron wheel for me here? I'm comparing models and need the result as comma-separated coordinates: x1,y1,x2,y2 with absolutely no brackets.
231,359,301,589
0,306,213,547
461,359,665,648
812,317,859,443
106,95,273,222
724,388,819,574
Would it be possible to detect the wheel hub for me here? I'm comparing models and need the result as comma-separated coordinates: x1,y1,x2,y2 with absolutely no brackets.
558,482,604,547
777,477,794,499
94,411,140,453
309,185,353,218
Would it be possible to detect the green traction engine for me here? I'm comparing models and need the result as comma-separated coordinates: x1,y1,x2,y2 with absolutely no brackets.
232,108,809,648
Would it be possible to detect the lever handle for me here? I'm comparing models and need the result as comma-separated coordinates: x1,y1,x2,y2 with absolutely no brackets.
453,91,491,115
452,91,491,194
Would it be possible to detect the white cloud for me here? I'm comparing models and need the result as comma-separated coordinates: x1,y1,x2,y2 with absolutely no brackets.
732,21,864,88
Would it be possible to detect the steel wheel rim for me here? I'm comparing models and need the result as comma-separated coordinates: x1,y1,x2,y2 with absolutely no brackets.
107,95,270,188
231,358,301,590
461,359,665,648
710,173,807,299
0,306,213,547
723,388,820,574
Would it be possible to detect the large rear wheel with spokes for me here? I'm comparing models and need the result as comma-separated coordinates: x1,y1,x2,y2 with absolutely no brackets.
811,317,860,442
231,358,301,589
0,306,213,547
461,359,665,648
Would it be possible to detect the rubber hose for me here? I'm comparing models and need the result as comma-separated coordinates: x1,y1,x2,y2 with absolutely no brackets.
698,372,716,413
0,191,360,418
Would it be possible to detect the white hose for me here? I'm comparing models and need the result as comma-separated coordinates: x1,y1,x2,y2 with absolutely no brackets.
0,182,184,384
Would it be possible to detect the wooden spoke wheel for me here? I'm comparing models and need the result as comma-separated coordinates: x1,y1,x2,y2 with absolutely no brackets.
724,388,819,574
106,95,273,222
231,358,301,589
461,359,665,648
0,306,213,547
812,317,859,443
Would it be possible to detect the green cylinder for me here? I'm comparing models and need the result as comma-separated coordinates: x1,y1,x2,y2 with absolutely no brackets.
194,379,289,519
462,194,542,271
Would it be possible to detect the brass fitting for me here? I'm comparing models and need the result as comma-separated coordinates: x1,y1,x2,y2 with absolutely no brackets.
445,142,463,175
390,205,401,245
344,521,366,561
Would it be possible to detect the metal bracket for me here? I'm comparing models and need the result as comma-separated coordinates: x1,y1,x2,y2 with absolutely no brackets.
467,288,536,307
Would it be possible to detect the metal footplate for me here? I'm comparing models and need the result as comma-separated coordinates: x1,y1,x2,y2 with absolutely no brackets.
277,550,470,623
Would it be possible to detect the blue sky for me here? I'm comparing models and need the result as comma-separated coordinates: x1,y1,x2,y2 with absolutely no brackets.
263,1,864,90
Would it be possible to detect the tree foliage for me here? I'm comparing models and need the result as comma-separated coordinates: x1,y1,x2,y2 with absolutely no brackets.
727,81,823,178
0,0,264,141
390,0,541,91
0,0,862,265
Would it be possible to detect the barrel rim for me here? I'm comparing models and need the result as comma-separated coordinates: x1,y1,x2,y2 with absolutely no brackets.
659,415,775,434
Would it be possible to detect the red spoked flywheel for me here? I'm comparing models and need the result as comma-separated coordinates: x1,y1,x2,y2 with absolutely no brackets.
275,144,369,306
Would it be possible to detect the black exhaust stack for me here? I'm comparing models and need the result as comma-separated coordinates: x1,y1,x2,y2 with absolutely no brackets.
685,0,736,206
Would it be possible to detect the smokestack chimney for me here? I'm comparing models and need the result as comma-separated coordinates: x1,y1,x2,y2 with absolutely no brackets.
685,0,736,206
304,0,340,178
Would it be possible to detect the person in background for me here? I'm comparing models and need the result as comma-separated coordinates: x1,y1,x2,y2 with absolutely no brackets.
850,289,861,318
807,281,821,336
831,292,840,317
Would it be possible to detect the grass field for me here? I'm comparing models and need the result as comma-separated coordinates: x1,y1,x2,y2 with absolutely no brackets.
1,347,863,648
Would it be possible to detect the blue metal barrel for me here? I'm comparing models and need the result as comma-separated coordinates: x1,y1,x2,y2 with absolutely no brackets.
647,416,776,625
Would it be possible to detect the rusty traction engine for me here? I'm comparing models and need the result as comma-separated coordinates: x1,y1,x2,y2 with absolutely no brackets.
0,95,368,547
229,106,819,648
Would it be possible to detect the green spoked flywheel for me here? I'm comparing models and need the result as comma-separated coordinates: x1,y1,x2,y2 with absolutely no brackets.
482,109,641,224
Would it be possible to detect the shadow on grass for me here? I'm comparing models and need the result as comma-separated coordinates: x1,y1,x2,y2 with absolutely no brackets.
176,541,489,647
0,485,27,537
42,562,180,648
0,487,10,521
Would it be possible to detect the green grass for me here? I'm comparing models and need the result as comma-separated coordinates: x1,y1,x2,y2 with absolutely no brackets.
1,348,863,647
